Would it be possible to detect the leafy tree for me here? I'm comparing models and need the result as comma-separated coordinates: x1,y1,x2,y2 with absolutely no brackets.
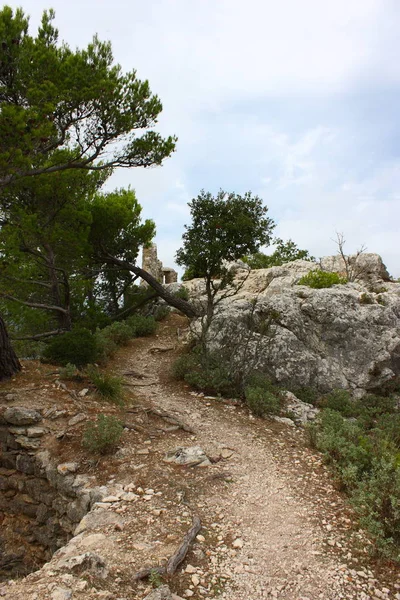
176,190,275,327
0,157,103,337
0,6,176,379
244,238,313,269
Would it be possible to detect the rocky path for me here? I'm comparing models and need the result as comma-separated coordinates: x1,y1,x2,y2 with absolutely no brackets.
115,314,399,600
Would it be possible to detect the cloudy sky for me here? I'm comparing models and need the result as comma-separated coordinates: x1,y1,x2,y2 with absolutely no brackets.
8,0,400,276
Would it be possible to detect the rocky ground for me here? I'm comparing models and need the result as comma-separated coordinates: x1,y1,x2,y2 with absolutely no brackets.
0,313,399,599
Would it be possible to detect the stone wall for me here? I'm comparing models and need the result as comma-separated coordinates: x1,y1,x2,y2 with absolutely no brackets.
0,407,105,578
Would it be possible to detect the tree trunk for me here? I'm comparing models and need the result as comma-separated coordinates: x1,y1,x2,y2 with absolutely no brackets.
0,313,21,380
102,254,200,319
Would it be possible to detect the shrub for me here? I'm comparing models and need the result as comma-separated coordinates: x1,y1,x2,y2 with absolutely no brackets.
359,293,374,305
153,305,170,321
87,368,124,406
59,363,79,380
94,328,118,363
101,321,133,346
245,387,281,417
173,350,238,397
308,403,400,560
42,328,98,368
126,314,157,337
352,454,400,560
291,386,319,406
319,389,355,417
297,270,347,289
174,286,189,301
82,415,123,454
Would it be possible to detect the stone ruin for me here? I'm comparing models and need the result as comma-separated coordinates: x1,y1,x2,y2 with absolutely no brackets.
141,244,178,286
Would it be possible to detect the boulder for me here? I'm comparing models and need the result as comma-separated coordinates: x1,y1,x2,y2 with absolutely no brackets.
191,255,400,395
164,446,211,467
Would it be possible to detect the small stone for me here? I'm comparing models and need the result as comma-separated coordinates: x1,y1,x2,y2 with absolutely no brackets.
101,495,120,503
57,462,79,475
51,588,72,600
232,538,243,549
185,564,197,574
191,574,200,586
184,591,194,598
68,413,86,426
78,389,89,397
196,535,205,542
137,449,150,455
220,448,233,459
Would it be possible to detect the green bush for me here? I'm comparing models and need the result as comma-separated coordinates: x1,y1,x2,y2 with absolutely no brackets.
87,368,124,406
359,292,374,305
174,286,189,301
297,270,347,289
172,350,238,397
352,454,400,560
59,363,79,380
94,328,118,363
82,415,123,454
307,403,400,560
42,328,98,368
319,389,356,417
245,387,281,417
126,314,157,337
101,321,133,346
290,386,319,406
153,305,170,321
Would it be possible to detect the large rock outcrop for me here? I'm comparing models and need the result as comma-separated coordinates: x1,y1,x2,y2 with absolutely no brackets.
184,254,400,395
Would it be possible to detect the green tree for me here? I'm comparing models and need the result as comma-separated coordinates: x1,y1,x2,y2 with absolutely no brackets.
176,190,275,327
244,238,313,269
0,6,176,379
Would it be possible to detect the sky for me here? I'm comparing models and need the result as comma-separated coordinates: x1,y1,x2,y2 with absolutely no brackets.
7,0,400,276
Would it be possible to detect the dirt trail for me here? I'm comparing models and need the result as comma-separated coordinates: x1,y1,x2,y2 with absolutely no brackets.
114,314,399,600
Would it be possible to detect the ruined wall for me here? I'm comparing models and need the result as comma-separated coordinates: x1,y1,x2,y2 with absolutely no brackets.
0,407,103,578
142,244,178,285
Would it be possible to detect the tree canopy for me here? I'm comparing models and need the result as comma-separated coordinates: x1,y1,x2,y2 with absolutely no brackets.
0,6,176,190
176,190,275,280
243,238,314,270
176,190,275,326
0,6,177,379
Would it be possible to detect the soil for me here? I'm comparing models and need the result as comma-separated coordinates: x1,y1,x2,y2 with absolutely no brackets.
0,313,399,600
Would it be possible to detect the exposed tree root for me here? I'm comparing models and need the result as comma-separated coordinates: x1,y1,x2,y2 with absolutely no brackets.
133,516,201,581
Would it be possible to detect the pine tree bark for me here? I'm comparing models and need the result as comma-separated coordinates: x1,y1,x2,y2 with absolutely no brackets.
0,313,21,380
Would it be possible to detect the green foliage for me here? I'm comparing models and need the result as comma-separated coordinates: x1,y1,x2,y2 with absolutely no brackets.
291,386,319,406
125,314,157,337
174,286,189,301
359,293,374,305
308,397,400,560
244,238,314,269
0,6,176,186
244,375,282,417
101,321,133,346
319,389,355,417
87,368,124,406
59,363,79,380
149,569,164,589
298,270,347,289
173,350,238,397
176,190,275,281
82,415,123,455
42,328,97,367
93,328,118,363
153,305,170,321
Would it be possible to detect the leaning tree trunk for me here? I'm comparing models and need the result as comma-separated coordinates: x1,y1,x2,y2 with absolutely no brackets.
102,253,200,319
0,313,21,380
